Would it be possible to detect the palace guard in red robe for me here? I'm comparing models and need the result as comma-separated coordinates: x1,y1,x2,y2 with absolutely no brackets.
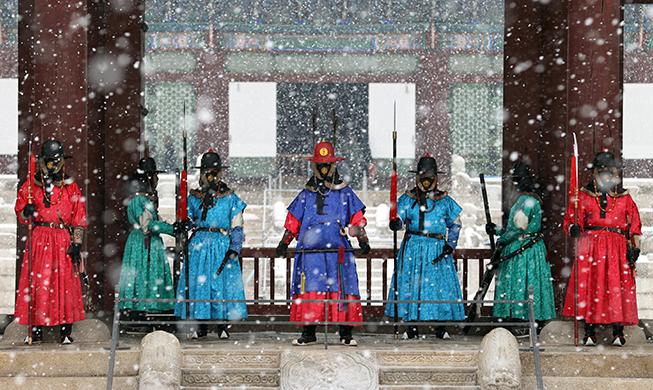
15,139,87,344
563,152,642,346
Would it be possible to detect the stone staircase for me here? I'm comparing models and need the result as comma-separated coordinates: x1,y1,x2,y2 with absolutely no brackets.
377,350,480,389
521,349,653,389
0,347,139,389
179,348,481,390
181,349,281,389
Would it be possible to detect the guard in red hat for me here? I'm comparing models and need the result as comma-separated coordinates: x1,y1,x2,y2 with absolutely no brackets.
276,141,370,346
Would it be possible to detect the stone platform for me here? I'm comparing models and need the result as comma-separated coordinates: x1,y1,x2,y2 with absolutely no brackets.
0,330,651,389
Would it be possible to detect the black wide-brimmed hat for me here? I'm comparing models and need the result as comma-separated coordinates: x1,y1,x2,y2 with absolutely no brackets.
409,156,445,175
137,157,166,174
39,139,71,160
510,160,534,180
195,151,228,170
588,151,622,170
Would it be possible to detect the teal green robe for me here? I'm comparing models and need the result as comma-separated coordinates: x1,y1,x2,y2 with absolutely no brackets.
118,195,175,312
492,194,556,321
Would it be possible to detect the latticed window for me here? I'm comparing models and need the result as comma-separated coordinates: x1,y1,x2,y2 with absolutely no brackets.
144,82,197,171
624,4,653,52
449,83,502,177
0,0,17,47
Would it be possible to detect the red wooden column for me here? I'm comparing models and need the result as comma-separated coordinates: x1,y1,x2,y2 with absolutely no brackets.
504,0,624,311
96,0,145,311
18,0,144,312
17,0,90,292
196,50,229,160
416,53,451,181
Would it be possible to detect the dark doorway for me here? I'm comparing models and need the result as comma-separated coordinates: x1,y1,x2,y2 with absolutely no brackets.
276,83,372,187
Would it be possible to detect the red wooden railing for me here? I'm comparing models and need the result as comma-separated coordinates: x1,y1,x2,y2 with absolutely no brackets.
237,248,493,317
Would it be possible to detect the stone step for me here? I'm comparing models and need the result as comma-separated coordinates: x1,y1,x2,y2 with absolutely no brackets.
181,368,280,388
0,376,138,390
520,351,653,378
380,386,480,390
379,367,477,386
182,350,280,369
0,348,140,378
183,387,277,390
522,376,653,390
376,350,478,368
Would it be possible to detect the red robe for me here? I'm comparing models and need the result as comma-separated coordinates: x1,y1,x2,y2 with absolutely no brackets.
562,188,642,325
14,179,87,326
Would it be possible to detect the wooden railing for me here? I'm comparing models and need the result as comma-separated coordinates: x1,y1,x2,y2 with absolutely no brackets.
235,247,493,317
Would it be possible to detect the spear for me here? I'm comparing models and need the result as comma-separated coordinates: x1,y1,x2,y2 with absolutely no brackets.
311,107,317,146
390,101,399,338
175,102,190,318
26,138,35,345
570,132,579,346
331,109,338,148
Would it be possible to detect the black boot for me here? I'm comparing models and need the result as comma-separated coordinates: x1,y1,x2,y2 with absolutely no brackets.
435,326,451,340
217,324,230,340
191,323,209,339
612,323,626,347
339,325,357,346
25,326,43,345
583,323,596,346
60,323,74,344
402,325,419,340
292,325,317,346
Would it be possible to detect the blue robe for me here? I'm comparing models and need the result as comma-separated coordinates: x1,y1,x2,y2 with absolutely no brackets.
385,192,465,321
288,187,365,297
174,190,248,320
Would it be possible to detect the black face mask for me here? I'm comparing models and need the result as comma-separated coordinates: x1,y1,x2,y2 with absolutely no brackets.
42,158,63,180
315,163,333,180
202,170,220,190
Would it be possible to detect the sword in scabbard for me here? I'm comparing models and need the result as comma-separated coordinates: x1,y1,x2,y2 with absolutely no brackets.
26,137,35,345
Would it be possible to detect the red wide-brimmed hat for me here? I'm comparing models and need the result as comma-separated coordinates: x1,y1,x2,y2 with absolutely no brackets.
305,141,345,163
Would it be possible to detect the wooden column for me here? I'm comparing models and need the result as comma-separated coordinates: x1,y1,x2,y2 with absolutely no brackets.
17,0,90,291
505,0,624,311
416,53,451,181
196,50,229,161
98,0,145,311
17,0,144,313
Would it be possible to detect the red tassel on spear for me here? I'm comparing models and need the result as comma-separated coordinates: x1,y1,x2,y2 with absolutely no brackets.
26,139,36,345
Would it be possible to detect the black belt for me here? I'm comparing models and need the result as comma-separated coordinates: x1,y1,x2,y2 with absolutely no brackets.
407,231,445,240
33,222,68,230
585,226,627,237
194,227,228,234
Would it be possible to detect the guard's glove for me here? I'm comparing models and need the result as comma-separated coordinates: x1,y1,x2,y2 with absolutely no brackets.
358,239,371,255
22,204,36,219
223,249,238,262
569,224,581,238
173,221,192,235
275,242,289,258
485,223,497,236
68,243,82,273
627,247,641,268
389,218,403,232
441,244,454,256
